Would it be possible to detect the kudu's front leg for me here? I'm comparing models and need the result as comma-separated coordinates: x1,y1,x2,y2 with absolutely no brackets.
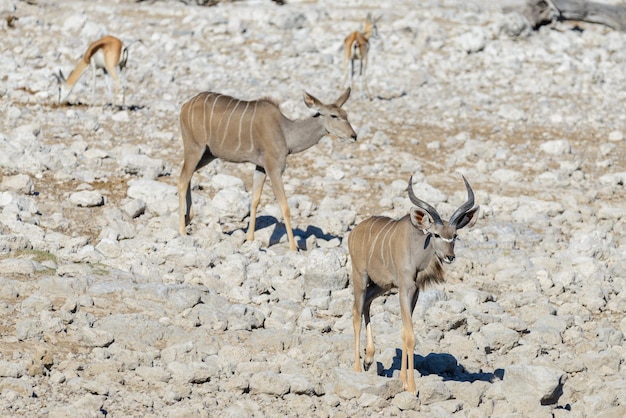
399,286,419,395
266,166,297,251
247,166,267,243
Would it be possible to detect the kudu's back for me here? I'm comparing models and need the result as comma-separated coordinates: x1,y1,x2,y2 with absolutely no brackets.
180,93,283,163
349,214,420,290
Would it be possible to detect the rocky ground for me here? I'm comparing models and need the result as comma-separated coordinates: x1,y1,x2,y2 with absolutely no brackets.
1,0,626,416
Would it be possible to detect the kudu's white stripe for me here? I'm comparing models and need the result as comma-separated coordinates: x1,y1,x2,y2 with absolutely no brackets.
237,101,250,152
362,219,379,265
187,94,202,139
215,98,234,147
202,93,211,143
248,101,258,153
389,221,403,273
208,94,222,142
367,218,395,269
221,99,240,148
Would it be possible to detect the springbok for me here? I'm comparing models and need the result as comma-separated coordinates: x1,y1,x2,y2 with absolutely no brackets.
342,13,381,99
178,88,357,251
55,35,138,107
348,176,479,395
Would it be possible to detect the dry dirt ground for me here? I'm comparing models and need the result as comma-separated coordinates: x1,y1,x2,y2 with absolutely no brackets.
1,0,626,416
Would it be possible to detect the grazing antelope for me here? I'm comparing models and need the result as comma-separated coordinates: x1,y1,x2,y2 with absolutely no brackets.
178,88,357,251
348,176,479,395
55,35,136,107
342,13,381,99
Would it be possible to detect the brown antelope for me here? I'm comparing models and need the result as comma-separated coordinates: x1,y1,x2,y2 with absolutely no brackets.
178,88,357,251
348,176,479,395
342,13,381,99
55,35,137,107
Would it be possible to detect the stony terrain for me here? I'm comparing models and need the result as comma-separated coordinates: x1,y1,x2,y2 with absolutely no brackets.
1,0,626,416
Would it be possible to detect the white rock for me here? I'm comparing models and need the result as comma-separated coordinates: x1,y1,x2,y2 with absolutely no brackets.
69,190,103,207
597,205,626,220
248,371,291,396
62,13,87,33
502,364,565,404
127,179,177,203
497,104,526,121
476,322,520,353
111,110,129,122
332,367,403,400
302,248,348,293
211,173,245,190
227,304,264,331
0,361,26,378
1,174,34,194
0,0,16,14
492,168,521,183
417,376,452,405
118,152,166,179
540,139,571,155
212,188,249,221
167,360,219,384
599,172,626,185
20,294,52,314
0,258,38,275
455,26,487,53
408,182,446,205
498,12,531,37
121,199,146,219
608,131,623,142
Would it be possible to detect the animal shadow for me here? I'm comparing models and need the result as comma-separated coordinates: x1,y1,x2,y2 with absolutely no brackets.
112,104,145,112
250,216,341,250
50,102,145,111
379,350,504,383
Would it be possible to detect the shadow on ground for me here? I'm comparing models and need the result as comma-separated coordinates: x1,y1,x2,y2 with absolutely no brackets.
379,350,505,383
248,215,341,250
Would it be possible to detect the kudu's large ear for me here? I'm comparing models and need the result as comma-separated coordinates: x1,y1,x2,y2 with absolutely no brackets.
335,87,351,107
303,91,323,110
455,206,480,230
410,207,434,233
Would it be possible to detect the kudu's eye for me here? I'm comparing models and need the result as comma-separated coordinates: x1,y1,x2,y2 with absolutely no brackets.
331,114,338,119
433,233,440,239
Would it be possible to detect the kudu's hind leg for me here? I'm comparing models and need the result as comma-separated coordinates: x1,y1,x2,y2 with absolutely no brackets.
178,160,199,236
362,284,385,371
178,145,214,236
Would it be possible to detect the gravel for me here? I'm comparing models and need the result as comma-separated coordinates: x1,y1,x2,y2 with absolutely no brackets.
1,0,625,416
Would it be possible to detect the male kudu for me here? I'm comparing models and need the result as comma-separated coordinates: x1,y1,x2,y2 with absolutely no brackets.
348,176,480,394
